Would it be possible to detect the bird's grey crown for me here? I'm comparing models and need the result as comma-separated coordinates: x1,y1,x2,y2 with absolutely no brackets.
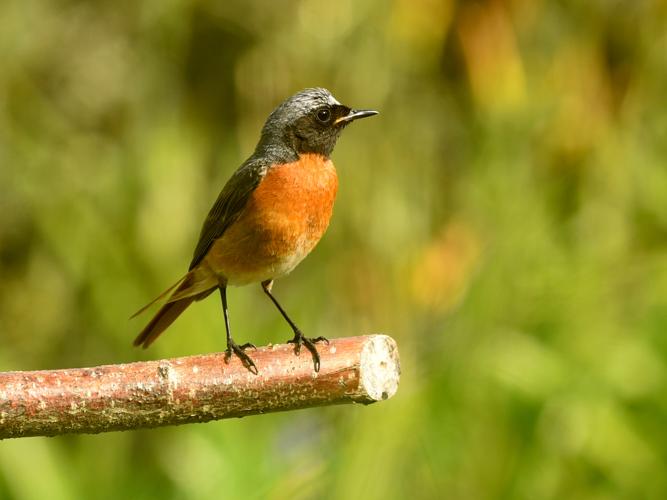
261,88,339,133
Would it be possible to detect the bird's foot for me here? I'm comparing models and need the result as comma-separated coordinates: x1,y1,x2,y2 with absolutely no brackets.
225,339,258,374
287,330,329,372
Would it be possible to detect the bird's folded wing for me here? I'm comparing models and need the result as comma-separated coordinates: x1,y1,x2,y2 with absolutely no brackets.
188,159,267,270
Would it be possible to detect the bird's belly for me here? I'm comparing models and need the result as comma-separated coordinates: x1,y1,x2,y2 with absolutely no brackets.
205,154,338,286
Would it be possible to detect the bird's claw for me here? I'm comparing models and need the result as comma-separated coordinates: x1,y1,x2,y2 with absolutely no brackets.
225,340,258,374
287,331,328,372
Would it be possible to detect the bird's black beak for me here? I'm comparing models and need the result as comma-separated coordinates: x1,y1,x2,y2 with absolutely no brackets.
334,109,379,125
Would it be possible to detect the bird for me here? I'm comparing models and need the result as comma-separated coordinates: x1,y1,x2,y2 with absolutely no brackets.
133,88,378,373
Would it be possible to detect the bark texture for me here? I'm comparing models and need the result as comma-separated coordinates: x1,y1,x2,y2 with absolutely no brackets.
0,334,400,439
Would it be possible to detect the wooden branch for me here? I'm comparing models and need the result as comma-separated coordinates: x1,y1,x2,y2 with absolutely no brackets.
0,335,400,439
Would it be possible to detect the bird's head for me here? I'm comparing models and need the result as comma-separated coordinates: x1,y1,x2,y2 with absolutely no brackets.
257,88,378,158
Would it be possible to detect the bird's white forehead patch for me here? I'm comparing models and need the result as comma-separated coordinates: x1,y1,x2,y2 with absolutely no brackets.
327,94,341,106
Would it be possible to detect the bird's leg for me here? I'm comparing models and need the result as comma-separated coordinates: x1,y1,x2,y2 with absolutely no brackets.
219,286,257,374
261,280,328,372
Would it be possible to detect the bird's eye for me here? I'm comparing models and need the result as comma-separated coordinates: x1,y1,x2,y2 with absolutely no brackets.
316,107,331,123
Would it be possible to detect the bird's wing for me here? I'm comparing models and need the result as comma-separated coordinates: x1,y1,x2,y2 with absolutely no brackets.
189,159,267,270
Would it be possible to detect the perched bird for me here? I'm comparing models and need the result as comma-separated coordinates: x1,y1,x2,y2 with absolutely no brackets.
133,88,377,373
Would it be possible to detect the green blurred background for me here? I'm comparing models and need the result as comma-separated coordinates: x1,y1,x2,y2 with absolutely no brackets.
2,0,667,498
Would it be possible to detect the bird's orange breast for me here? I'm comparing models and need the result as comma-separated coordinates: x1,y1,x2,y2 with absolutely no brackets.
205,153,338,285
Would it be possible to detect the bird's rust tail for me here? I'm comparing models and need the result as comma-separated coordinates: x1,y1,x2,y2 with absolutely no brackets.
133,296,195,348
132,267,218,348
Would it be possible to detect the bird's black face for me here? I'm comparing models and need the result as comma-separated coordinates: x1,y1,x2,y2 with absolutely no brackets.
257,88,378,158
289,101,353,156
